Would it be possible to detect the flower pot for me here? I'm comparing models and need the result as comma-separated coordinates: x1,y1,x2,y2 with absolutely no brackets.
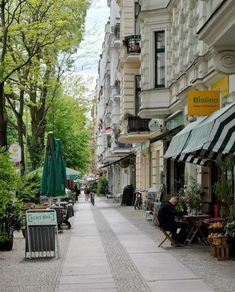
0,238,13,251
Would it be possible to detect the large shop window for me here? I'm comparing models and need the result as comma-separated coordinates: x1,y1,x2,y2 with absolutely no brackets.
155,31,165,88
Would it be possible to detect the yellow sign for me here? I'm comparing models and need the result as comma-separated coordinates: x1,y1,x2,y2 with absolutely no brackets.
210,76,228,98
188,90,220,116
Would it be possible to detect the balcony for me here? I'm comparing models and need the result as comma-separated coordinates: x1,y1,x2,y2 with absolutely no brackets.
114,141,132,149
138,88,171,119
127,117,150,132
123,35,141,54
118,116,151,144
112,141,133,156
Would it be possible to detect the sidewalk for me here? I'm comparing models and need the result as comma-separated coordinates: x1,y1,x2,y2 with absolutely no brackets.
57,196,216,292
0,196,234,291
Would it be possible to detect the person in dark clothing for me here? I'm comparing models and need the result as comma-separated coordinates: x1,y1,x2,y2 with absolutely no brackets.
74,184,80,202
121,184,134,206
158,197,188,244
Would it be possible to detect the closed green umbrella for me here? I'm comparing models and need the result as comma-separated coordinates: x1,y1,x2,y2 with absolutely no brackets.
40,132,66,197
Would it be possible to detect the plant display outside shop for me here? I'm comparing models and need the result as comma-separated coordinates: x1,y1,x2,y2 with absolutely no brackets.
215,158,234,217
175,179,204,215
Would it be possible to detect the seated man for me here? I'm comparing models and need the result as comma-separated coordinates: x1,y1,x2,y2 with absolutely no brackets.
157,197,188,244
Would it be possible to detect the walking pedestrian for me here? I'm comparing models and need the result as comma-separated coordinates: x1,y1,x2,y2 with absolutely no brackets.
84,185,90,201
74,184,80,202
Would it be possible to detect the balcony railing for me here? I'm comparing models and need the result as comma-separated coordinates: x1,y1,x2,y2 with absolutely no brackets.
123,35,141,54
114,141,132,149
127,117,150,133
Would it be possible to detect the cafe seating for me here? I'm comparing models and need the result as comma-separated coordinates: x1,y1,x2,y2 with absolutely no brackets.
158,228,176,247
155,218,176,247
183,214,209,245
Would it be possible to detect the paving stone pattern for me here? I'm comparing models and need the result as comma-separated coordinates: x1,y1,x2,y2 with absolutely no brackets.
93,208,152,292
1,198,235,292
114,203,235,292
0,217,72,292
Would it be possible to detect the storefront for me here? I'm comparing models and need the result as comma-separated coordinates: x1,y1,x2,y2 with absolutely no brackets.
164,101,235,211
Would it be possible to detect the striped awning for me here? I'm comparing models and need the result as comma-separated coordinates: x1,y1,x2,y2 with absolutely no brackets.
178,153,210,166
164,117,206,159
181,102,235,160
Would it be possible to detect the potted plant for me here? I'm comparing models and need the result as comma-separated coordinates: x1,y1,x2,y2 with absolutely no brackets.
184,179,204,215
175,188,188,212
0,149,21,250
215,157,234,217
0,232,13,251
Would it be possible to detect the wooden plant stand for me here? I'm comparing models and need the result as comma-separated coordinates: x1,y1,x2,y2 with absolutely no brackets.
210,243,230,260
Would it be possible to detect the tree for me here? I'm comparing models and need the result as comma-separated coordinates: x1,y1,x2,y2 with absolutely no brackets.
0,0,89,161
46,87,91,173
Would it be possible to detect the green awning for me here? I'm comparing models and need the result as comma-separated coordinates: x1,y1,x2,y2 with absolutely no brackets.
182,102,235,158
66,167,81,180
164,117,205,159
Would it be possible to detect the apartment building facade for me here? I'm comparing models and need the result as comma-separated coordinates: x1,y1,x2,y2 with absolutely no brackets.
96,0,135,196
96,0,235,204
138,0,235,202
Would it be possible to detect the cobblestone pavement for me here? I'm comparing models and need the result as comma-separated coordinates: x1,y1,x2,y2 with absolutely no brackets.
0,211,74,292
1,198,235,292
93,208,151,292
104,200,235,292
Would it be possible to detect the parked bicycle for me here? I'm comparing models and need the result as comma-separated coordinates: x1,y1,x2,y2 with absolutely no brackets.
134,191,142,210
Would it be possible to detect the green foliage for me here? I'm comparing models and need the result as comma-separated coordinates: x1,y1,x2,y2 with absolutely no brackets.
175,188,187,212
184,180,203,211
89,181,97,192
0,0,89,167
16,171,41,203
229,205,235,222
175,179,203,212
215,157,234,204
215,179,233,203
0,232,9,242
97,176,108,195
0,149,19,218
28,140,44,171
46,93,91,173
0,150,23,240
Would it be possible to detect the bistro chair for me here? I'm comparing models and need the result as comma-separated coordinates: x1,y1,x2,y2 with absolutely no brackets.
155,218,176,247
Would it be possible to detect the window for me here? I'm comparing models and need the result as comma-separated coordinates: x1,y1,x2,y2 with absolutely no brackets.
135,2,141,36
155,31,165,88
135,75,141,115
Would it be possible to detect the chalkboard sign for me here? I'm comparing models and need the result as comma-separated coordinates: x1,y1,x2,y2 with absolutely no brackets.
25,209,59,259
147,187,156,211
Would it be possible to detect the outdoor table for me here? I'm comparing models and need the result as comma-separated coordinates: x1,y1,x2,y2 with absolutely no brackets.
183,214,210,245
50,206,64,227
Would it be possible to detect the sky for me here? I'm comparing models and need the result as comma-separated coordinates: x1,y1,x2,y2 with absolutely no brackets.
74,0,110,77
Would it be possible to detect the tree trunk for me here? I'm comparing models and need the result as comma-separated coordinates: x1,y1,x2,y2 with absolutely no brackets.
17,116,25,174
0,82,7,147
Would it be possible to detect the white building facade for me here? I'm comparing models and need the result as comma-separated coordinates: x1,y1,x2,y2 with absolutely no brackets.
96,0,235,207
96,0,134,196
